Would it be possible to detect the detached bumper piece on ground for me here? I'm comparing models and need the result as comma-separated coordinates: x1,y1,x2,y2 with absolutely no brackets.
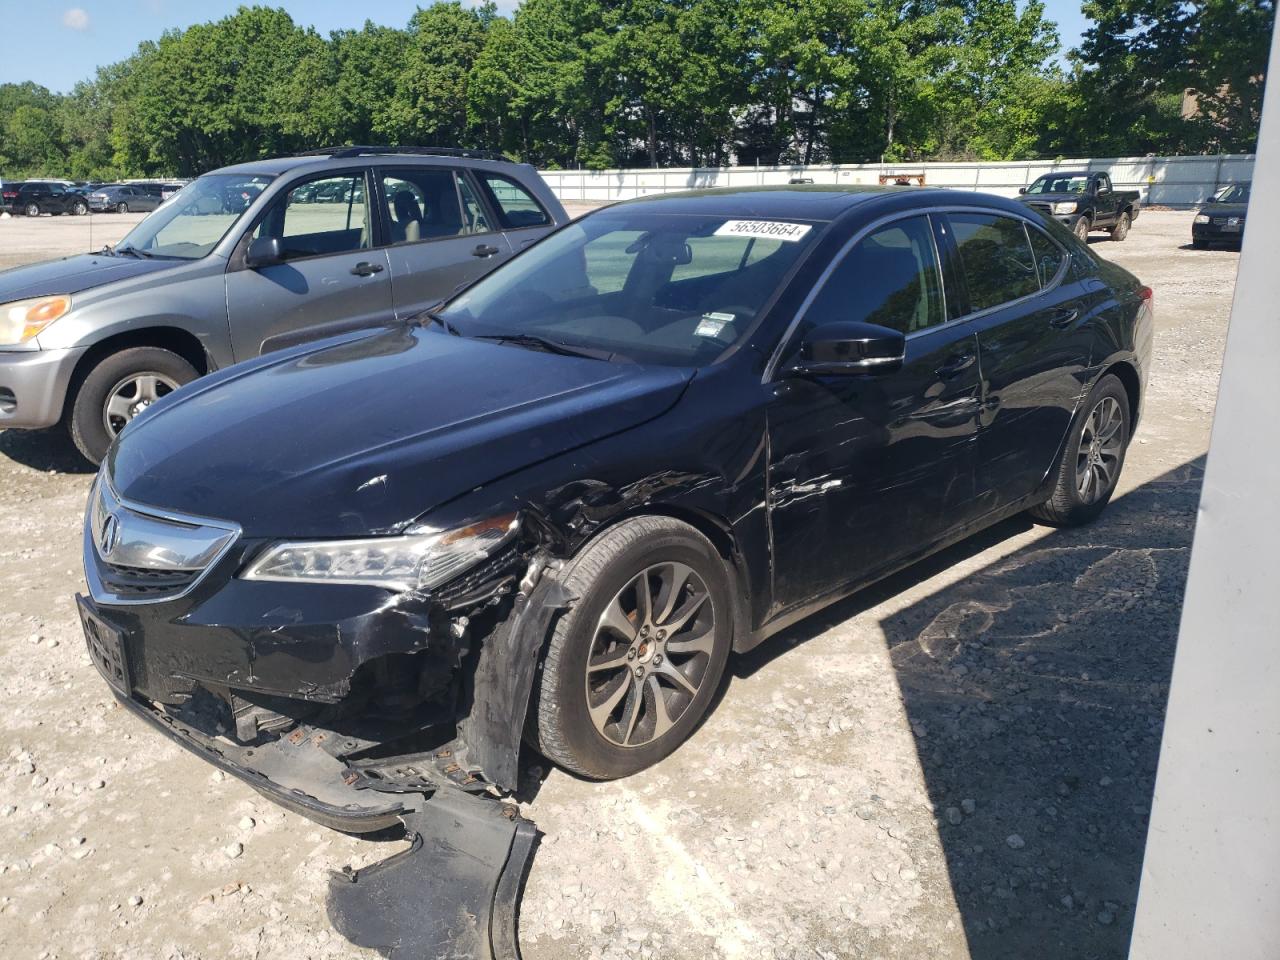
100,658,539,959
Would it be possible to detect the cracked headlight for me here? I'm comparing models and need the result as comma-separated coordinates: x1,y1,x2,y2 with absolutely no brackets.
0,295,71,346
1051,201,1078,214
241,514,518,591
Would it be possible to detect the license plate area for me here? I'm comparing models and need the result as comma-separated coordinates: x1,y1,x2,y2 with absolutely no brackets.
1224,218,1242,232
77,597,130,695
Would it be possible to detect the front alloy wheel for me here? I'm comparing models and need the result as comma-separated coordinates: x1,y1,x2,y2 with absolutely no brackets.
532,516,732,780
102,372,181,438
1073,216,1091,241
585,562,716,748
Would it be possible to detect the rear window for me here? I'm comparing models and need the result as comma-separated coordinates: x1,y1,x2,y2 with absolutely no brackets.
481,174,551,229
947,213,1040,312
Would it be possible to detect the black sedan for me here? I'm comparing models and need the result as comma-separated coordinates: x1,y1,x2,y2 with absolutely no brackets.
1193,181,1250,248
78,186,1152,950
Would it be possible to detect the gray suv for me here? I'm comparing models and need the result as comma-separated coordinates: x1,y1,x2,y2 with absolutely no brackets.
0,146,568,462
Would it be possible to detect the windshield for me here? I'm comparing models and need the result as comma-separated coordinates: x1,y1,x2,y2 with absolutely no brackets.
1027,175,1089,195
1213,183,1250,203
439,211,821,366
114,173,273,259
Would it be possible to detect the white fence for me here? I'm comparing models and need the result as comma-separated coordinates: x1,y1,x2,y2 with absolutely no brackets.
539,154,1255,208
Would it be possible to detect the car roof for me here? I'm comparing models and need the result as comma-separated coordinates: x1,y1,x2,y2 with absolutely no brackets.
208,151,531,179
603,185,1023,221
1034,170,1093,179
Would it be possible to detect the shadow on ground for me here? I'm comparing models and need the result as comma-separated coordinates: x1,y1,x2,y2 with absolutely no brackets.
739,456,1202,960
0,427,95,474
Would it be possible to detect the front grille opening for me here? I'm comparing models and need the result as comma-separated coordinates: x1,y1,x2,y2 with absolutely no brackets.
100,560,200,598
0,388,16,415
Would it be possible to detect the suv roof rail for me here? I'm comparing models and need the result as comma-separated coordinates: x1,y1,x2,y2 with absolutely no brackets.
294,145,513,162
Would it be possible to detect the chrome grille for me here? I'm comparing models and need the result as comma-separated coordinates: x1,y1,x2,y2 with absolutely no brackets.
84,474,241,605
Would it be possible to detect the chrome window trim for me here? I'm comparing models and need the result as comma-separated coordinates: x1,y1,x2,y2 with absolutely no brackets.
83,473,242,607
764,203,1073,381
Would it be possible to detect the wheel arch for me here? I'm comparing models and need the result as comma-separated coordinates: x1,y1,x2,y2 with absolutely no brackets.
61,326,211,421
1100,358,1142,432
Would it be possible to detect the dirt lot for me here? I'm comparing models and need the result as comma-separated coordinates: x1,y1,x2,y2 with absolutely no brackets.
0,209,1235,959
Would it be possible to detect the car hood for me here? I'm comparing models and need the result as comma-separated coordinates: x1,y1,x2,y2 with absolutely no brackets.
107,326,695,537
0,253,180,301
1199,202,1248,217
1020,193,1086,204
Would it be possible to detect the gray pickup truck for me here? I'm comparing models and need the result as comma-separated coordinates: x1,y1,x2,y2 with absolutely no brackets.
0,146,568,462
1018,170,1141,242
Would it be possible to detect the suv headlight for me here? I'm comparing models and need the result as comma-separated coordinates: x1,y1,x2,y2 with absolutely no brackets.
1051,201,1078,214
241,514,518,591
0,295,71,346
1194,213,1211,224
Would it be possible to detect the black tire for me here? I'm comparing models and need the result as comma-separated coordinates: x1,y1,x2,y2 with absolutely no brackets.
72,200,88,216
531,516,733,780
68,347,198,464
1073,216,1091,241
1030,374,1131,526
1192,237,1209,250
1110,211,1131,241
24,202,40,217
115,201,129,214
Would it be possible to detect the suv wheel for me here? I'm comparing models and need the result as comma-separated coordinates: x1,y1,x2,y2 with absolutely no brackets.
1110,212,1131,241
1030,374,1131,526
69,347,198,463
531,516,732,780
115,201,129,214
72,200,88,216
1073,216,1091,241
24,202,40,217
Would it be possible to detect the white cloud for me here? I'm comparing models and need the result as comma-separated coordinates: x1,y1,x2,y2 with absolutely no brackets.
62,7,90,31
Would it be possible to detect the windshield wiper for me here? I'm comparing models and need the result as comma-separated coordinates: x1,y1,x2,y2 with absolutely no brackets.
114,245,153,259
420,309,460,336
471,333,616,362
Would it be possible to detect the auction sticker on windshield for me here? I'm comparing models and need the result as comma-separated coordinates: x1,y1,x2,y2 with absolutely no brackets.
714,220,812,242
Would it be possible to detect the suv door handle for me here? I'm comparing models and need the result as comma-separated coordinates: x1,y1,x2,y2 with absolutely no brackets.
350,261,384,277
935,353,976,379
1047,308,1079,328
472,244,501,258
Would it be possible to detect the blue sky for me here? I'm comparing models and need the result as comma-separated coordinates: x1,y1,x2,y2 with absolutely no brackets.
0,0,1090,94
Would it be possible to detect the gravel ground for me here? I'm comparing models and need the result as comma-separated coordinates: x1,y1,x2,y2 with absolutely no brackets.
0,209,1235,959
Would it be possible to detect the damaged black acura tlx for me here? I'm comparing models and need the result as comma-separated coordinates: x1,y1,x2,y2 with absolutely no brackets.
78,186,1151,956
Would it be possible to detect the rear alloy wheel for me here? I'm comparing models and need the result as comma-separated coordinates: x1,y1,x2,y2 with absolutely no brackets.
1073,216,1091,241
72,200,88,216
532,516,732,780
1030,374,1130,526
69,347,198,464
1110,211,1131,241
25,202,40,217
116,201,129,214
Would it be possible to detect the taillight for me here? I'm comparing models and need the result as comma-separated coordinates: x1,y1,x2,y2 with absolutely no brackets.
1138,286,1154,308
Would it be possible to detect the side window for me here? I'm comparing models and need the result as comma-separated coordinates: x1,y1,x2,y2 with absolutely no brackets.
800,215,944,338
1096,174,1112,193
379,168,466,244
947,213,1039,312
1027,226,1067,287
256,174,369,259
455,173,492,234
481,175,551,229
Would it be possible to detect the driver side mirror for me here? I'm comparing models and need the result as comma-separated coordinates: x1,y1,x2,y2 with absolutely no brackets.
1204,195,1218,203
1018,186,1027,195
785,321,906,377
245,236,283,269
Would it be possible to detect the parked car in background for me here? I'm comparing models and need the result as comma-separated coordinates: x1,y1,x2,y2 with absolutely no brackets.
0,145,567,462
9,181,89,216
1193,181,1250,249
1019,171,1141,242
159,182,187,201
86,184,163,214
74,187,1151,948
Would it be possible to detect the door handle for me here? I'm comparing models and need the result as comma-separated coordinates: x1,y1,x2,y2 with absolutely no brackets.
472,244,502,258
350,261,384,277
1047,308,1079,328
935,353,976,379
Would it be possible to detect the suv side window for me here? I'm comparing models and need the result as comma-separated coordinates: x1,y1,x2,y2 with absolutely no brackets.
1027,226,1067,287
797,215,944,339
255,173,370,260
481,174,551,229
946,213,1039,312
455,173,492,234
379,168,469,244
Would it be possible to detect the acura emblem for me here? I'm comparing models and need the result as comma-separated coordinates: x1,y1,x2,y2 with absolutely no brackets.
99,513,120,556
